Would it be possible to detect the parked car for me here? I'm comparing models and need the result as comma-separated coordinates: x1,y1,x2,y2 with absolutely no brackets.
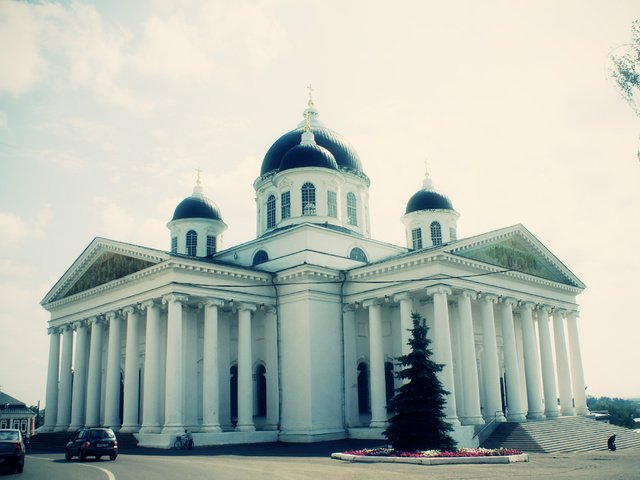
0,428,25,474
65,427,118,461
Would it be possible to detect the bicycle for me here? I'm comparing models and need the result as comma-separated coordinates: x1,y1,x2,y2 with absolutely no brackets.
174,435,194,450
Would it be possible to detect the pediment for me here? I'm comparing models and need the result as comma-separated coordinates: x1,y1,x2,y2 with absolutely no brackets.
42,238,169,305
445,225,584,288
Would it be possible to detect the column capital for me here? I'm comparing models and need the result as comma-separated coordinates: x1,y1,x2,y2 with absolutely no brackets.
459,289,477,300
72,319,86,330
237,302,257,312
480,293,499,304
537,305,552,315
426,285,452,296
122,305,139,316
162,293,188,305
501,297,518,307
60,323,72,332
565,310,579,320
47,326,60,335
393,292,412,303
520,301,536,311
105,310,121,322
343,303,356,313
362,298,383,308
552,307,567,318
200,298,225,309
140,299,158,310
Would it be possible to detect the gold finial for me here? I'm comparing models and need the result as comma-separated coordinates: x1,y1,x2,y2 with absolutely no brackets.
304,110,311,132
195,167,202,187
424,159,430,179
307,84,314,108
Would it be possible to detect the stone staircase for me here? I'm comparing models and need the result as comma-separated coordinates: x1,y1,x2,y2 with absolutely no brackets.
482,416,640,453
27,431,138,453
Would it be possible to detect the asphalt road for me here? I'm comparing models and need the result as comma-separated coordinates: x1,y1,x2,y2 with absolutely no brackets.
12,442,640,480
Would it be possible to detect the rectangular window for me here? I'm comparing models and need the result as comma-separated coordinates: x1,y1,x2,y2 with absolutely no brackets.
411,228,423,250
281,191,291,219
327,191,337,217
207,235,216,256
347,192,358,226
171,236,177,253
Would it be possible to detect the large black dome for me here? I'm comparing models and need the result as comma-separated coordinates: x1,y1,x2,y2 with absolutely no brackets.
261,126,363,175
172,195,222,221
280,143,338,172
405,189,455,214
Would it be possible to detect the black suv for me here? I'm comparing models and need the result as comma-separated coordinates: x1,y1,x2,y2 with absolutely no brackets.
65,427,118,461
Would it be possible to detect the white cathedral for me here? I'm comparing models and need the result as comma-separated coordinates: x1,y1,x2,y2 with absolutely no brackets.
40,98,589,448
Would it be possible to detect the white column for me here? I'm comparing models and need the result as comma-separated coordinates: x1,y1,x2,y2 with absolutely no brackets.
394,293,413,356
43,327,60,431
55,324,73,431
162,294,187,434
104,311,123,430
140,300,163,434
364,299,387,428
553,309,575,416
499,298,526,421
427,286,460,426
236,303,256,432
566,311,589,416
537,306,559,418
457,291,484,425
202,299,224,432
121,306,141,432
264,306,279,430
342,304,359,427
479,294,506,423
69,320,89,429
520,302,545,419
85,316,105,427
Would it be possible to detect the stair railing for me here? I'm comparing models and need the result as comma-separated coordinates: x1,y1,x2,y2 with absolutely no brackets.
472,411,505,440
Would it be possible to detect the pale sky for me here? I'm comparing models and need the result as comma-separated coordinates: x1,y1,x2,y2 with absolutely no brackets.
1,0,639,408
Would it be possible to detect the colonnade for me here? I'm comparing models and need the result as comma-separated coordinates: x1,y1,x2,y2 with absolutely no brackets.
43,295,276,434
349,285,588,428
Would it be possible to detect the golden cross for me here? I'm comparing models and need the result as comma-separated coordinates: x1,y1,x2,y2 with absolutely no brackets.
195,167,202,186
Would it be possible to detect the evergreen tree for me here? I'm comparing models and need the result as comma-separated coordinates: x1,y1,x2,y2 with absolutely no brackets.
383,312,457,452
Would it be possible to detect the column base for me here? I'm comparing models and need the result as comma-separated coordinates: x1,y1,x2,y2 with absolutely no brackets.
139,425,163,434
235,424,256,432
484,413,507,423
506,412,526,422
446,415,461,427
575,406,590,416
119,424,140,433
460,415,485,426
526,411,546,420
368,420,388,429
162,425,186,436
201,425,223,433
544,409,560,418
560,408,575,416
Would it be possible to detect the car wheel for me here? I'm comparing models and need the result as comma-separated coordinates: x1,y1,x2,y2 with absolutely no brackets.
65,451,72,461
16,464,24,474
109,454,117,461
96,455,102,460
79,450,87,461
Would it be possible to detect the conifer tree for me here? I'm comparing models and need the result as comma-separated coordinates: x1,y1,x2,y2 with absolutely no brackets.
383,312,457,452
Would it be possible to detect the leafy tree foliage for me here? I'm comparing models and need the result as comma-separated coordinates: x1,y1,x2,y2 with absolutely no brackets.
611,19,640,160
587,396,640,429
384,312,456,452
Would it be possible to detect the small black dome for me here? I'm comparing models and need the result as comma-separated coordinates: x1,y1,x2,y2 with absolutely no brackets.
280,143,338,172
172,194,222,221
261,126,363,175
405,189,455,214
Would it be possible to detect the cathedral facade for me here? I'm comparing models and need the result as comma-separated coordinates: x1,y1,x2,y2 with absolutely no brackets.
40,99,588,447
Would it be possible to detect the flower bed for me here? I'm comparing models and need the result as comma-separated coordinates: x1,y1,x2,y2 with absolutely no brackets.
332,447,529,465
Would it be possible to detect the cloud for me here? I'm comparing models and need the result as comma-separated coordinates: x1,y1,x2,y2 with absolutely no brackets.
0,111,7,129
0,1,46,95
0,212,29,247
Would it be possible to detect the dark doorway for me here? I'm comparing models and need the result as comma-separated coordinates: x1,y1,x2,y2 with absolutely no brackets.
230,365,238,425
256,365,267,416
357,363,370,414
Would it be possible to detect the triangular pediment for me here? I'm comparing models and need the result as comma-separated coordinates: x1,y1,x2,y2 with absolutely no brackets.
42,238,170,305
445,225,584,288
